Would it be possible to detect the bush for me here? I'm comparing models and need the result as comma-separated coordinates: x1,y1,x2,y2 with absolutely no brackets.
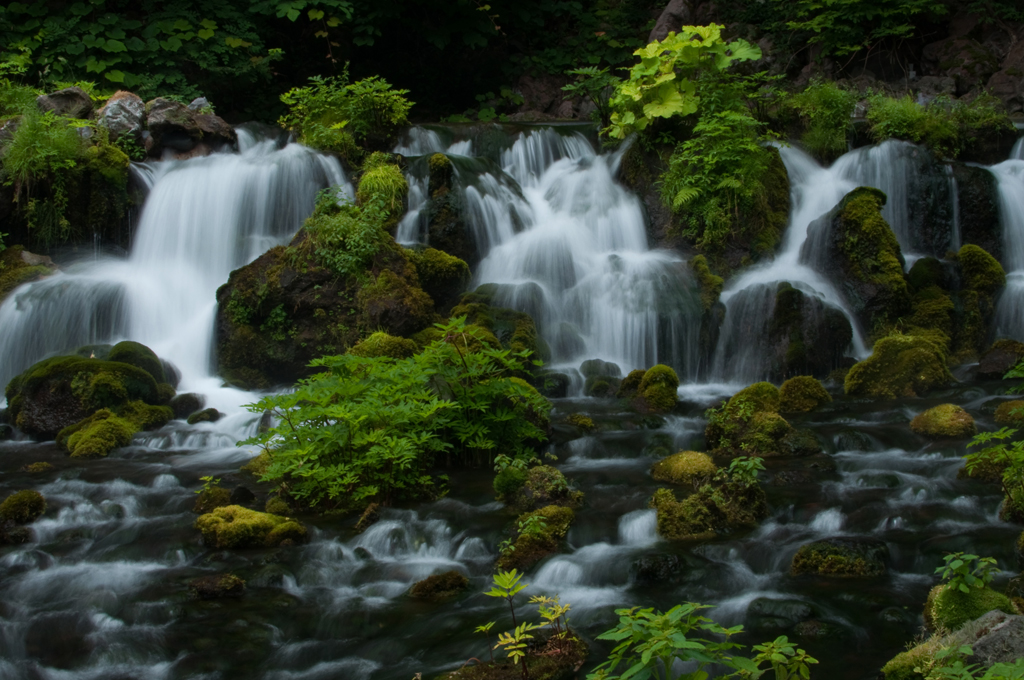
241,318,550,514
867,93,1013,159
356,155,407,219
298,189,392,279
790,80,857,161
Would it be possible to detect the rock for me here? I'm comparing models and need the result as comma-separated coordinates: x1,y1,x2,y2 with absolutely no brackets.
650,481,769,541
988,41,1024,114
779,376,832,413
844,334,953,399
651,451,717,486
495,505,575,571
426,155,477,267
354,503,381,533
767,283,853,381
580,359,621,379
57,409,138,458
194,505,306,549
515,74,571,117
0,490,46,524
264,497,290,516
189,573,245,599
108,341,167,383
706,382,819,457
633,365,679,413
648,0,693,43
229,486,256,506
801,187,910,333
925,583,1016,632
507,465,583,513
953,163,1002,261
630,552,711,585
187,408,222,425
97,91,145,142
170,393,205,420
916,76,956,96
1,245,59,306
922,38,1001,94
354,546,372,560
970,612,1024,667
536,371,570,398
409,570,469,600
790,537,889,577
36,86,93,119
193,487,231,514
145,97,235,155
187,97,209,111
995,401,1024,426
747,597,815,632
977,340,1024,379
407,247,470,312
20,462,54,473
910,404,976,438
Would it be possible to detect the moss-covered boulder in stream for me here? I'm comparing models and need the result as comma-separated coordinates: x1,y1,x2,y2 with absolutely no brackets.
845,333,953,399
955,244,1006,355
406,247,470,312
194,505,307,549
495,504,575,571
791,537,889,578
347,331,418,359
409,570,469,600
995,400,1024,426
924,583,1015,632
779,376,832,413
505,465,582,513
0,489,46,524
801,187,911,334
910,404,976,438
651,451,717,486
425,153,478,267
705,382,821,457
650,480,769,541
0,246,59,304
448,286,548,365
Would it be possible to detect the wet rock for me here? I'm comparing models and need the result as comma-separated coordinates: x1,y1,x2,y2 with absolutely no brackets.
790,537,889,577
194,505,306,549
229,486,256,506
630,552,710,585
793,619,846,640
910,404,977,438
170,393,205,420
409,570,469,600
0,521,31,545
747,597,815,632
650,481,769,541
506,465,583,513
995,401,1024,426
977,339,1024,380
651,451,716,486
0,489,46,524
97,91,145,142
779,376,832,413
953,163,1002,261
766,284,854,381
354,503,381,533
248,563,293,588
354,546,372,560
264,497,290,516
36,86,93,119
496,505,574,571
925,583,1016,633
19,462,54,473
145,97,235,156
580,359,621,379
193,487,231,515
536,371,570,398
189,573,246,599
187,408,222,425
25,611,93,668
844,334,953,399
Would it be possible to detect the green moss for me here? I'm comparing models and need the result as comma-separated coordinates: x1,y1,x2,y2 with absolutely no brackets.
495,505,575,572
241,451,272,478
565,414,595,432
995,400,1024,426
156,382,176,404
186,408,221,425
706,382,805,456
844,334,953,399
616,369,646,398
107,341,166,383
779,376,832,413
928,583,1015,632
428,152,454,196
193,487,232,514
119,400,173,430
194,505,307,549
0,246,57,304
650,481,768,541
356,161,407,221
790,538,888,577
731,382,781,413
189,573,246,600
910,404,976,438
21,462,54,473
651,451,717,486
265,497,290,515
57,408,136,458
357,268,434,337
449,292,547,363
348,331,418,359
494,466,528,500
409,570,469,600
637,364,679,413
958,244,1006,294
690,255,723,312
0,489,46,524
507,465,583,513
881,636,942,680
407,247,470,308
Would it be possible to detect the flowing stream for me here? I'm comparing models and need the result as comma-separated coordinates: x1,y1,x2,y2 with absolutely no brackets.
0,127,1023,680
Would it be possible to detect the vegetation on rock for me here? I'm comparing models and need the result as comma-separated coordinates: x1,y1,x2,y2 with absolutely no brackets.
779,376,832,413
194,505,306,549
496,505,575,572
790,537,889,577
409,570,469,600
845,333,953,399
910,404,977,439
650,450,717,487
0,489,45,524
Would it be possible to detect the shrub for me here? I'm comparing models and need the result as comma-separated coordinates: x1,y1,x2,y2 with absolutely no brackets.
867,93,1013,159
356,155,407,218
790,80,857,160
298,188,391,279
784,0,947,58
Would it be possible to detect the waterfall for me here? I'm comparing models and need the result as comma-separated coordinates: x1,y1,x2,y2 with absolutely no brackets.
1011,136,1024,160
399,127,703,380
991,159,1024,340
945,165,961,251
0,132,350,412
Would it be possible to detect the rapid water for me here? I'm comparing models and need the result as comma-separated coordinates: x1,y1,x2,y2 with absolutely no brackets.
0,130,350,417
990,158,1024,340
396,127,703,380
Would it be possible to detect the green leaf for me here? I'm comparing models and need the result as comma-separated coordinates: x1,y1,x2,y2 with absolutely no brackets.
102,39,126,53
104,69,125,82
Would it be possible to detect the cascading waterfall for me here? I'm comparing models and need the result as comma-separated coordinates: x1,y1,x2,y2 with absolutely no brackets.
397,127,703,380
990,158,1024,340
1011,136,1024,160
0,130,350,414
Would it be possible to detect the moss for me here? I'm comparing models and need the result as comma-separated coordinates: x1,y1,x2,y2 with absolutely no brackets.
928,583,1015,632
348,331,418,359
779,376,832,413
450,292,547,363
409,570,469,600
119,400,173,430
107,340,166,383
844,334,953,399
193,487,232,514
194,505,307,549
958,447,1007,483
565,414,595,432
910,404,976,438
494,467,529,500
507,465,582,513
958,244,1006,295
170,393,203,420
881,637,942,680
354,502,381,533
265,497,290,515
706,382,802,456
0,489,46,523
189,573,246,600
356,161,407,223
21,462,54,473
357,268,434,338
241,451,272,478
651,451,717,486
650,481,768,541
428,153,453,196
790,538,888,577
495,505,575,572
995,400,1024,426
407,247,470,309
0,246,57,304
637,364,679,413
57,409,136,458
156,382,176,404
616,369,646,398
186,408,222,425
690,254,723,312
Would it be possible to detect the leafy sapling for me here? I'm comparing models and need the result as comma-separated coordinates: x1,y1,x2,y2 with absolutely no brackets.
484,569,529,627
749,635,819,680
475,621,496,663
195,476,221,494
495,621,544,680
936,552,999,593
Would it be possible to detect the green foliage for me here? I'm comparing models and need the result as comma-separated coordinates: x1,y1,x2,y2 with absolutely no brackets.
750,636,819,680
240,318,550,513
299,188,391,279
867,94,1013,159
964,427,1024,521
495,621,545,677
923,646,1024,680
935,553,998,594
562,67,620,127
721,456,765,487
356,160,407,216
780,0,947,58
485,568,529,627
195,476,221,495
278,69,412,154
790,79,856,161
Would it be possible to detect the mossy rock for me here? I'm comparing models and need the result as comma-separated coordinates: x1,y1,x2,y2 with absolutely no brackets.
844,334,953,399
119,400,173,430
6,353,162,439
170,393,204,420
564,413,595,432
354,502,382,533
57,409,136,458
264,497,290,516
495,505,575,572
651,451,717,486
958,244,1006,295
616,369,646,398
790,537,889,578
977,340,1024,380
690,255,723,312
0,245,58,304
995,400,1024,426
507,465,582,513
705,382,811,456
437,631,588,680
194,487,232,514
650,481,768,541
0,490,46,524
910,404,976,438
356,158,407,224
194,505,307,549
779,376,832,413
409,570,469,600
880,636,943,680
241,451,272,478
926,583,1015,632
494,467,529,501
450,290,548,365
21,462,54,473
636,364,679,413
407,247,470,311
348,331,418,359
107,341,166,384
358,268,435,338
189,573,246,600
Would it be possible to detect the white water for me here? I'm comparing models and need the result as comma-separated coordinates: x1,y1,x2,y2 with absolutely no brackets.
1011,136,1024,161
991,159,1024,340
0,131,350,419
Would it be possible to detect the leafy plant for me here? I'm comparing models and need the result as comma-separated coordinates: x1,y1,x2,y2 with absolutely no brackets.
922,645,1024,680
719,456,765,487
195,476,221,494
790,79,856,160
749,636,819,680
936,552,999,593
562,66,620,127
963,427,1024,520
484,569,529,627
530,595,572,652
495,622,545,680
1005,357,1024,394
475,621,496,663
296,187,391,280
866,93,1012,159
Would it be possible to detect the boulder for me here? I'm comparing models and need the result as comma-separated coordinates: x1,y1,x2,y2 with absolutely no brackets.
170,393,204,420
97,91,145,142
650,481,769,541
36,86,93,119
194,505,306,549
495,505,574,571
651,451,717,486
779,376,832,413
910,404,976,438
425,154,477,266
925,583,1015,632
189,573,245,599
187,408,222,425
409,570,469,600
952,163,1002,261
630,551,712,585
145,97,235,155
790,537,889,577
706,382,821,457
977,340,1024,380
845,334,953,399
995,400,1024,426
0,490,46,524
921,37,1001,94
506,465,583,513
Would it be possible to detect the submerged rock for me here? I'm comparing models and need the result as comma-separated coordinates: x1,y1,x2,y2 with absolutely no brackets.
189,573,246,600
170,393,205,420
409,570,469,600
790,537,889,578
